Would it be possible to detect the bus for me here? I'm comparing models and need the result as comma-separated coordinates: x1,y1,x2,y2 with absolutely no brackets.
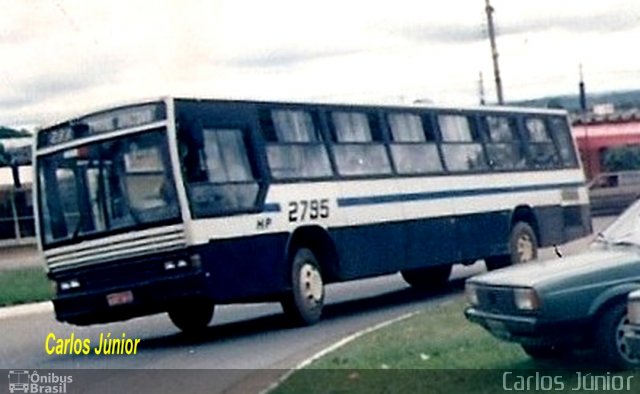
34,98,592,332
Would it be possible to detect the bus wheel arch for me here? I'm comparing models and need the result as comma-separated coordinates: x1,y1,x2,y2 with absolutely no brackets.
486,206,539,270
281,226,338,325
285,226,339,282
510,205,540,243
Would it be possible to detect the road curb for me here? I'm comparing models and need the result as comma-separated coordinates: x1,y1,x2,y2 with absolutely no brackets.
260,311,419,394
0,301,53,320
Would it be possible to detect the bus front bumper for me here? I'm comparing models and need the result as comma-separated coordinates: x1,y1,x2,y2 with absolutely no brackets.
52,270,209,325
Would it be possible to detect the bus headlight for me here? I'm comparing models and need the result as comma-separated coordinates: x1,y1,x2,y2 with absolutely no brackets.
177,260,188,268
59,279,80,291
514,288,540,311
627,291,640,325
163,258,195,271
465,282,479,306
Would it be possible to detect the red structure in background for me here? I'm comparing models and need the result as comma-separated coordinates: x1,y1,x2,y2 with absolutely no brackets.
572,110,640,179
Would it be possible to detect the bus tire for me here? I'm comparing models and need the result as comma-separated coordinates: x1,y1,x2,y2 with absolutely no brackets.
281,247,324,326
168,297,215,334
401,264,452,289
594,301,639,369
486,221,537,270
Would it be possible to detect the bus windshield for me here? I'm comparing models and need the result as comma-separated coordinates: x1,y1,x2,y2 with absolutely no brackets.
37,129,180,247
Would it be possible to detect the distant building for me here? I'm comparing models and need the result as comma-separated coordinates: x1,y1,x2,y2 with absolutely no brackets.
0,138,34,246
572,108,640,179
0,166,34,245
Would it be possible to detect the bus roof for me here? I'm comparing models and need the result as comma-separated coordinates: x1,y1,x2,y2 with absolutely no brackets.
37,96,568,132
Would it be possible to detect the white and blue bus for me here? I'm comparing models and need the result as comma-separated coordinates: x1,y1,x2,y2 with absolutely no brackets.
34,98,591,331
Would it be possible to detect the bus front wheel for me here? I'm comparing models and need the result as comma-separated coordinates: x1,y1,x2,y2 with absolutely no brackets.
281,247,325,326
486,221,538,270
168,297,215,334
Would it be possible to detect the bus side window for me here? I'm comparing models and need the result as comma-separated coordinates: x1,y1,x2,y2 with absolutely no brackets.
438,114,488,172
482,115,526,170
180,125,259,217
523,117,561,169
387,113,443,174
260,109,333,180
547,117,579,168
329,111,392,177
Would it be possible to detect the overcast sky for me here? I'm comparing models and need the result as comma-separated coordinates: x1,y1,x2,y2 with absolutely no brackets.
2,0,640,130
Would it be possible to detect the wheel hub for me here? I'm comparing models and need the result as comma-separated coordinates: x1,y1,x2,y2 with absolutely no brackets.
300,263,323,304
516,234,534,262
615,316,638,364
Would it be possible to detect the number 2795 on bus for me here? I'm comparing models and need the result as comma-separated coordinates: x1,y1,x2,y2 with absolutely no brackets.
288,199,330,222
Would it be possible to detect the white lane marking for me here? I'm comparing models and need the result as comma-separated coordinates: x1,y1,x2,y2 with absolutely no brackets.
0,301,53,320
261,311,418,394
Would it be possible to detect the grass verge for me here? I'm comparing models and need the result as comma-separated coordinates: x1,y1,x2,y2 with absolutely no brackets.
274,296,635,394
0,266,52,306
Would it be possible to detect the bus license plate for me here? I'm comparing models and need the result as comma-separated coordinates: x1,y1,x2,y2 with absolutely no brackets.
107,291,134,306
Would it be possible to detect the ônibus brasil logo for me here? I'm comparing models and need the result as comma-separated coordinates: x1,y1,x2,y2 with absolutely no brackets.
8,370,72,393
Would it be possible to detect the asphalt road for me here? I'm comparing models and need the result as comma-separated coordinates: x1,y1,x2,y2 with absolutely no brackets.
0,216,615,393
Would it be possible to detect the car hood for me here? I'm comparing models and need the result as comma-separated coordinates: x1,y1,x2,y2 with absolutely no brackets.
469,247,640,288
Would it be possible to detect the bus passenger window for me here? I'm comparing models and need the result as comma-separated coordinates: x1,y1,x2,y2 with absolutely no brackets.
388,113,426,142
180,127,259,217
261,109,332,180
202,129,253,182
483,116,526,170
330,112,391,176
270,110,320,142
438,115,488,172
387,113,443,174
523,118,561,169
548,117,579,167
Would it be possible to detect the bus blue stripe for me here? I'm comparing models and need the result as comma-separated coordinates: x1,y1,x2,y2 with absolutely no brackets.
263,203,281,212
337,182,584,207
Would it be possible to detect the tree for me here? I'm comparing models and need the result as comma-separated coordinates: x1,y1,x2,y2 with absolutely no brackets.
0,126,30,139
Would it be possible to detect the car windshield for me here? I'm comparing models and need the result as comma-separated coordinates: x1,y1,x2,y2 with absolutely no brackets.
37,129,180,247
597,199,640,246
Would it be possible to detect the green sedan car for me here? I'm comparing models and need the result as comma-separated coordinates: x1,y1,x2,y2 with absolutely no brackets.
465,201,640,368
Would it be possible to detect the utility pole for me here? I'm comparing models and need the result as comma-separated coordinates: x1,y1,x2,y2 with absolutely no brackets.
579,63,592,178
478,71,486,105
579,63,587,112
485,0,504,104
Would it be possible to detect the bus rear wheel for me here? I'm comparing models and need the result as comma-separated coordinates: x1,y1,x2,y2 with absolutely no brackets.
486,221,538,270
281,247,324,326
168,297,215,334
401,264,452,289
